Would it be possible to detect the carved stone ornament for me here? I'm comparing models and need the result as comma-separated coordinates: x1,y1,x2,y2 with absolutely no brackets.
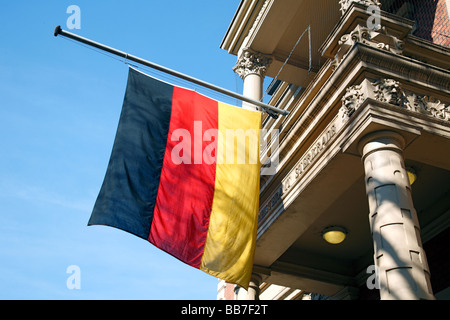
404,94,450,121
341,83,366,117
339,78,450,121
331,24,405,70
233,49,273,79
259,122,338,224
339,0,381,15
373,78,406,106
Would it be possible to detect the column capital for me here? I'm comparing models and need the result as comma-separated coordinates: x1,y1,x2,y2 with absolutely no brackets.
250,273,263,285
233,48,272,80
246,272,263,300
339,0,381,15
358,130,406,157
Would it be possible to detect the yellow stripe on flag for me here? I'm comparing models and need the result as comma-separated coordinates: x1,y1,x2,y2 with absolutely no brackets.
200,102,261,289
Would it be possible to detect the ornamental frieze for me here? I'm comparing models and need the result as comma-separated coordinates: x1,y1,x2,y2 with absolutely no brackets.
340,78,450,122
259,121,338,224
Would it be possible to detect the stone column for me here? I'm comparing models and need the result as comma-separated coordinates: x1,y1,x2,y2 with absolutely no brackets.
246,273,263,300
233,49,272,111
359,131,435,300
234,273,262,300
233,49,270,300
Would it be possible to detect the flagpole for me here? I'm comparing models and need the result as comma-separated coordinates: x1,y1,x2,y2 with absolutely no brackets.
53,25,289,118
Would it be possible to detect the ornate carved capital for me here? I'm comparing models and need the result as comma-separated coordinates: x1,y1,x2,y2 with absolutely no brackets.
339,0,381,15
233,49,272,79
340,78,450,121
331,24,405,70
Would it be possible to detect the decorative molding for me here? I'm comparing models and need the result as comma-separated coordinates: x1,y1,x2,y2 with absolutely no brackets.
259,120,338,225
339,83,366,118
233,48,273,79
239,0,271,55
339,0,381,15
332,24,405,70
339,78,450,122
259,185,282,224
404,94,450,121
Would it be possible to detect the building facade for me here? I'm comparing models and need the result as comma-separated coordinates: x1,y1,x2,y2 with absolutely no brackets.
218,0,450,300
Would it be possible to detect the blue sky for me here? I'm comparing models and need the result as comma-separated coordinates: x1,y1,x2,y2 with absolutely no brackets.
0,0,259,300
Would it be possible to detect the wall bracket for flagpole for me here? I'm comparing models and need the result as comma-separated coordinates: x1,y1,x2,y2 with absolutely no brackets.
53,25,289,118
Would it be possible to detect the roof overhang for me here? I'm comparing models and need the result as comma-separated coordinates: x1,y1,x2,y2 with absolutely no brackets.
221,0,342,87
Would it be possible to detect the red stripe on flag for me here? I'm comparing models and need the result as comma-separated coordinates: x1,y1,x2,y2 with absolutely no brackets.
149,86,218,268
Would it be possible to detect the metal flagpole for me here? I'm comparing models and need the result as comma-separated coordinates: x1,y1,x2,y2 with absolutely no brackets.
53,25,289,118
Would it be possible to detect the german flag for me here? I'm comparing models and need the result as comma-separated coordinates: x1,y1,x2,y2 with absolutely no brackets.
88,67,261,289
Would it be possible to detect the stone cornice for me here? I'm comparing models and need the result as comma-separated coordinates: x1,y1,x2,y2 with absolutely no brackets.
220,0,269,55
352,43,450,92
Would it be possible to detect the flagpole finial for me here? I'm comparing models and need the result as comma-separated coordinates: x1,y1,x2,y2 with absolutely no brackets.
54,25,62,37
